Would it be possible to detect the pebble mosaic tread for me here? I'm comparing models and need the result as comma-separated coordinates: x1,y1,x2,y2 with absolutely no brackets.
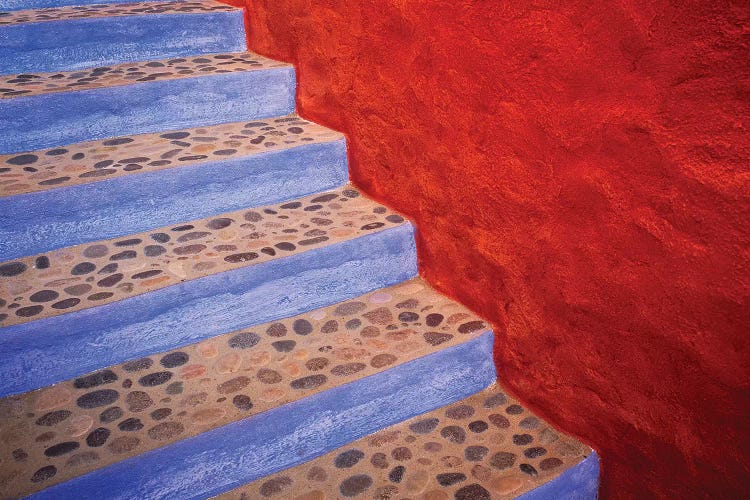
0,115,339,196
0,1,236,26
0,186,404,327
0,278,490,497
220,384,590,500
0,51,289,100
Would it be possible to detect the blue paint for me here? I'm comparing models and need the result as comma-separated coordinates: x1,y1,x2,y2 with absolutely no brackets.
1,0,179,12
0,141,346,260
0,225,417,397
519,452,600,500
0,67,295,154
31,331,495,500
0,11,245,75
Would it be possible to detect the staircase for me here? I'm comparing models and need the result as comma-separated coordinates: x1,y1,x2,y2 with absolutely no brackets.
0,0,599,498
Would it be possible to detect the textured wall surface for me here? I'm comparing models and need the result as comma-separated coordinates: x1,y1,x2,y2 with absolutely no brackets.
243,1,750,497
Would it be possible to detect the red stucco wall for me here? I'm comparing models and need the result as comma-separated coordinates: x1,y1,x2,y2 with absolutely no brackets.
243,1,749,497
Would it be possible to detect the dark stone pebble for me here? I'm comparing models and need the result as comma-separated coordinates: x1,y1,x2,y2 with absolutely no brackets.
228,332,260,349
98,273,123,287
46,148,69,155
489,451,516,469
123,358,153,372
98,263,118,274
71,262,96,275
100,406,124,423
150,232,170,243
361,222,385,231
160,131,190,139
389,465,405,483
345,318,361,329
424,332,453,346
386,214,405,223
465,445,490,461
425,313,444,326
160,352,188,368
7,153,38,165
12,448,28,461
468,420,489,433
293,319,313,335
224,252,258,263
88,292,114,301
44,441,79,457
524,446,547,458
335,449,365,468
520,463,539,476
513,433,534,445
540,457,564,470
305,358,329,371
150,408,172,421
506,404,524,415
31,466,56,483
458,320,486,333
0,261,27,276
36,410,72,426
138,371,172,387
331,363,366,376
29,289,59,302
311,193,338,203
455,484,491,500
77,389,119,409
52,298,81,310
275,242,296,251
74,369,118,389
272,340,296,352
446,404,475,419
35,256,50,269
118,418,144,431
86,427,110,447
207,217,232,229
488,413,510,428
110,250,136,261
259,476,292,497
436,472,467,486
114,238,142,247
266,322,287,336
103,137,133,145
299,236,329,246
409,417,440,434
441,425,466,444
16,305,43,317
321,320,338,333
339,474,372,497
290,374,327,390
232,395,253,411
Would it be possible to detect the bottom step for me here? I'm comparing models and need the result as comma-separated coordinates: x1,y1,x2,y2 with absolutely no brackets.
222,384,598,500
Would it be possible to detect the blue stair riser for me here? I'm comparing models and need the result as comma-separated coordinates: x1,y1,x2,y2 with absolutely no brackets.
1,0,182,12
0,224,418,397
30,331,496,500
0,141,347,260
0,11,245,75
0,68,296,154
518,452,600,500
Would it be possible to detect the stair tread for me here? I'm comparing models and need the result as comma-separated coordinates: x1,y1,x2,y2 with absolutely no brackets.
219,383,591,500
0,278,490,497
0,114,338,197
0,0,236,26
0,186,403,327
0,51,289,100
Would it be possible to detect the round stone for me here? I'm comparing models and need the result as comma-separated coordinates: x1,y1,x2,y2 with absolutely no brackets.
29,290,59,303
392,446,412,461
524,447,547,458
260,476,293,497
455,484,491,500
232,395,253,411
266,323,287,337
520,463,538,476
339,474,372,497
539,457,564,470
335,449,365,468
160,352,189,368
440,425,466,443
330,363,366,376
292,319,313,335
257,368,282,384
36,410,72,426
228,332,261,349
409,417,440,434
371,452,389,469
0,261,27,277
423,332,453,346
150,408,172,421
488,414,510,428
305,358,329,371
436,472,466,486
465,445,490,461
272,340,296,352
148,422,184,441
71,262,96,275
290,374,327,390
31,466,56,483
108,436,140,454
445,404,474,419
122,358,153,372
74,369,118,389
86,427,111,447
83,245,108,258
513,434,534,445
489,451,516,470
485,393,508,408
44,441,79,457
139,372,172,387
506,404,524,415
389,465,406,483
218,376,251,394
468,420,489,433
99,406,124,423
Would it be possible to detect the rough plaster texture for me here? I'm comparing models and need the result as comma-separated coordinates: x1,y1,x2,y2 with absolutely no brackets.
244,1,750,497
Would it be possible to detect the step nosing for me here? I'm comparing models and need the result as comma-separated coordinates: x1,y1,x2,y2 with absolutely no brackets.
0,52,291,100
0,116,342,197
0,186,405,326
0,1,239,26
0,279,492,497
219,380,593,500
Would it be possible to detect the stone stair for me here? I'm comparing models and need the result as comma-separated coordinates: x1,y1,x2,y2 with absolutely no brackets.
0,1,599,498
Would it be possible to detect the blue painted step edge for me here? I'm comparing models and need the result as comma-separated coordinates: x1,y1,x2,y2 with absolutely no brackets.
1,0,181,12
518,452,600,500
0,11,245,75
0,140,346,260
0,224,418,397
30,331,496,500
0,67,296,154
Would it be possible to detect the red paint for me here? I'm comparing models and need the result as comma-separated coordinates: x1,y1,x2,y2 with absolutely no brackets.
243,1,749,497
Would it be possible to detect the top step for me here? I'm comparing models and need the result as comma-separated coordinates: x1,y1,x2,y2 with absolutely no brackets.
0,0,183,12
0,1,245,75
